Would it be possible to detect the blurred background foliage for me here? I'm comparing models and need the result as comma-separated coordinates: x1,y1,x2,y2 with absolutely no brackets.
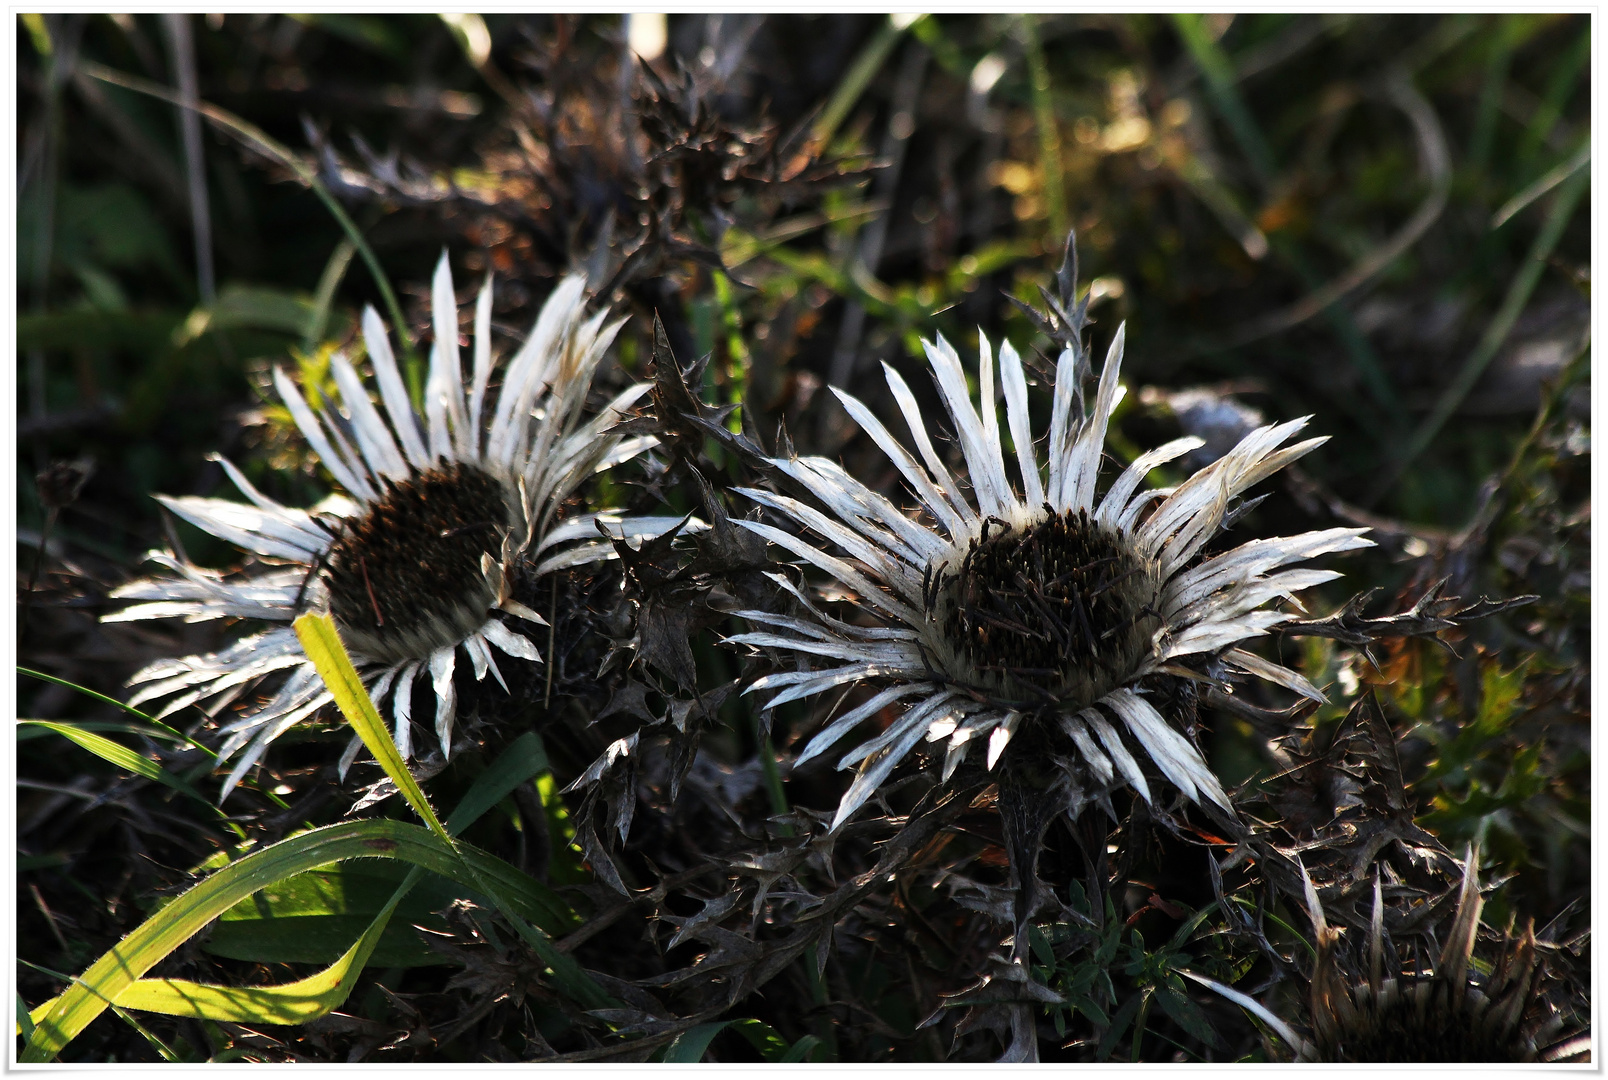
17,12,1589,1062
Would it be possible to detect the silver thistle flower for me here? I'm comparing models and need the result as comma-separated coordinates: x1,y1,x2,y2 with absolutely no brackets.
730,325,1373,830
107,254,679,798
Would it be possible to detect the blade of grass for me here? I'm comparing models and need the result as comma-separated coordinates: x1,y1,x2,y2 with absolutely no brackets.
1513,22,1589,174
1171,14,1277,187
1492,137,1590,229
23,819,440,1060
810,14,925,152
1021,14,1067,245
294,612,611,1009
19,720,241,835
1379,161,1588,499
19,666,203,753
21,817,583,1057
304,236,357,351
294,612,448,843
78,60,418,387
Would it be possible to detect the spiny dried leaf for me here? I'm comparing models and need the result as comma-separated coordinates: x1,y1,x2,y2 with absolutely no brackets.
1281,577,1538,648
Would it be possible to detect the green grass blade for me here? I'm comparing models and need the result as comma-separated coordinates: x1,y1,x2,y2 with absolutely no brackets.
22,819,436,1061
1385,161,1589,493
1021,14,1067,244
293,613,607,1007
19,720,223,818
1171,13,1278,187
38,739,579,1030
811,14,924,151
447,731,549,837
18,667,205,754
114,877,412,1024
293,612,449,844
77,60,417,382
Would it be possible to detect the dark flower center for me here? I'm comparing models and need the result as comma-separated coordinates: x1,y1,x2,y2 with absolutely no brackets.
930,507,1159,706
324,462,512,663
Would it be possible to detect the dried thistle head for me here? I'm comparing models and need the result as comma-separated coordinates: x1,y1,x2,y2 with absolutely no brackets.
1194,848,1586,1063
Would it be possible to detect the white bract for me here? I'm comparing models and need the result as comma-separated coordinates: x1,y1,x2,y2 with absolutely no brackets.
108,254,680,800
731,326,1372,830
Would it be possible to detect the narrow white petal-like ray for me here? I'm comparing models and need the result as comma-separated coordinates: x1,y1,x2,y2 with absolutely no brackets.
430,253,472,460
273,367,375,501
998,338,1044,508
464,629,491,683
465,631,507,692
363,305,429,468
831,709,941,831
393,660,419,759
837,692,960,769
775,456,947,564
1168,568,1341,629
321,414,377,497
728,632,913,665
1082,708,1152,805
430,645,457,757
1094,437,1202,529
923,335,1011,519
218,691,330,803
1046,345,1079,508
1223,648,1326,703
976,333,1012,513
829,387,966,537
338,734,364,780
1103,688,1231,811
328,350,409,481
734,519,922,626
1058,714,1114,786
758,573,924,644
468,274,494,458
424,342,452,463
488,275,588,464
986,710,1022,770
736,488,923,601
1063,324,1127,512
209,454,318,529
1117,487,1173,534
794,683,934,768
1159,609,1294,661
882,363,976,529
155,495,322,562
483,618,541,662
750,662,908,710
1163,528,1372,613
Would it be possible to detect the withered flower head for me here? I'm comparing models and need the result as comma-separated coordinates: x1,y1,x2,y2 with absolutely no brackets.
1191,850,1586,1062
730,323,1372,830
106,254,680,799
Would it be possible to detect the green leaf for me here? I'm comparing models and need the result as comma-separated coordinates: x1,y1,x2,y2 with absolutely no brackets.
1154,982,1219,1048
664,1021,731,1063
781,1034,823,1063
730,1018,790,1062
21,818,587,1059
445,732,549,837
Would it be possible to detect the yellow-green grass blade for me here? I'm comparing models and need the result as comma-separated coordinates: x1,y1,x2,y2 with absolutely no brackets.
19,720,224,820
18,666,207,755
112,873,413,1025
293,612,449,843
24,733,579,1036
293,611,611,1009
22,820,416,1060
